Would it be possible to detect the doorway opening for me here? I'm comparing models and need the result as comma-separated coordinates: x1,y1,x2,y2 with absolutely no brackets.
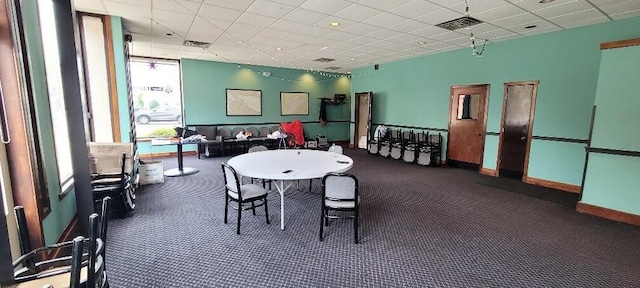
353,92,372,149
496,81,538,180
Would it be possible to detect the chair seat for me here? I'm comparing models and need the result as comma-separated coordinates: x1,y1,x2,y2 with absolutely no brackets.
325,196,360,209
15,266,88,288
227,184,268,200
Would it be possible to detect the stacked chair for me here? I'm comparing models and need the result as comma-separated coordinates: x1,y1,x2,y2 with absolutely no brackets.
12,197,111,287
367,126,443,167
92,153,135,218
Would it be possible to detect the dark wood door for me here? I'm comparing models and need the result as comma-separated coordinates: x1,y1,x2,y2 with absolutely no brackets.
354,92,372,149
447,85,488,168
498,82,537,179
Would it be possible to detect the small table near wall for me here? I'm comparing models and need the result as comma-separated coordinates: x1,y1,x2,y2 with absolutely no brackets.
151,139,199,177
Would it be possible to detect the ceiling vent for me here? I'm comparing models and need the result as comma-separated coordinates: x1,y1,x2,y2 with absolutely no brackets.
324,67,341,70
314,57,336,63
436,16,483,31
183,40,211,49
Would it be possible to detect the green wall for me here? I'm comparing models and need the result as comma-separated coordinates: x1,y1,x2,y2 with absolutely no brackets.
581,44,640,215
351,16,640,186
181,59,351,137
22,0,76,244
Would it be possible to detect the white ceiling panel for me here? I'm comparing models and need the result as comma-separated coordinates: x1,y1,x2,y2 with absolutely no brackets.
300,0,353,15
414,8,464,25
80,0,640,72
282,8,328,25
198,4,242,21
246,0,296,18
153,0,200,14
389,1,441,19
202,0,254,11
235,12,279,28
334,4,382,22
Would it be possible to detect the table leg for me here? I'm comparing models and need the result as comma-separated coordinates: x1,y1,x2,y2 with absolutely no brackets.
273,180,292,230
177,144,184,171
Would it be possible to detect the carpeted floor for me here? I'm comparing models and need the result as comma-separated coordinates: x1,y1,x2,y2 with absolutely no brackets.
107,148,640,287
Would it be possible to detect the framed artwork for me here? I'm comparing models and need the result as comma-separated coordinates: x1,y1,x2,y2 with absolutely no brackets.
226,89,262,116
280,92,309,115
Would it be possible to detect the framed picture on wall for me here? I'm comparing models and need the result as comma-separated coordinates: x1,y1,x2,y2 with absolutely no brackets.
280,92,309,115
226,89,262,116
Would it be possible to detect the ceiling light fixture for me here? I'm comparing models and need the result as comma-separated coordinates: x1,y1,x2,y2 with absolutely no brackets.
418,41,427,45
330,22,340,26
276,47,282,51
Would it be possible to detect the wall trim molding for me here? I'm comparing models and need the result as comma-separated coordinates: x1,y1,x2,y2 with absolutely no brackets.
524,176,581,194
600,38,640,50
577,202,640,226
480,168,497,177
587,147,640,158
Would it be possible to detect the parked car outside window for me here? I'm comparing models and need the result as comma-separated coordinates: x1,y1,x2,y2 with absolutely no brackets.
134,105,181,124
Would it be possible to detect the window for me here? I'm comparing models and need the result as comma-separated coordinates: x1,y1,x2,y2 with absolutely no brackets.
37,0,73,190
130,58,182,138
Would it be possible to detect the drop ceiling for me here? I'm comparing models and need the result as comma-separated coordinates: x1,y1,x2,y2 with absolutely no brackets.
74,0,640,73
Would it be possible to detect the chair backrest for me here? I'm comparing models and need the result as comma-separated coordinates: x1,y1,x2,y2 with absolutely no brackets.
329,144,343,154
248,145,268,153
221,163,240,194
232,127,244,136
194,126,217,139
246,127,259,136
270,126,280,133
218,127,232,139
322,173,358,202
258,127,271,137
428,133,442,145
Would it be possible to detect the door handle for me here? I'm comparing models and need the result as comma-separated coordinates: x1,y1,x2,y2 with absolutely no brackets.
521,136,526,141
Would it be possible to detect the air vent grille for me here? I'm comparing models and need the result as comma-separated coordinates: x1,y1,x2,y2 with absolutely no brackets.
314,58,336,63
183,40,211,49
436,16,483,31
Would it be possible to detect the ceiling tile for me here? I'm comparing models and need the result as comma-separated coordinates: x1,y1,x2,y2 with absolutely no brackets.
269,19,309,33
610,9,640,20
199,17,233,31
334,4,382,21
534,0,598,18
506,18,559,34
258,28,294,40
247,0,296,18
446,0,506,14
104,1,152,18
388,19,429,33
489,12,542,28
558,16,609,29
300,0,353,15
153,0,200,14
340,22,380,35
282,8,329,25
357,0,413,12
202,0,254,11
474,4,527,22
519,25,562,36
414,8,464,25
408,25,448,37
108,0,150,7
269,0,307,7
366,28,402,40
389,0,441,19
198,4,242,21
362,12,407,28
326,31,360,41
185,17,223,43
347,36,380,45
235,12,279,28
286,33,321,44
75,0,107,13
299,26,336,38
387,33,424,44
226,23,264,37
474,28,517,40
153,10,194,37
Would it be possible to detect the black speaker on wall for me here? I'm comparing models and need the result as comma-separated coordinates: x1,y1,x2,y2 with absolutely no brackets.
374,64,379,70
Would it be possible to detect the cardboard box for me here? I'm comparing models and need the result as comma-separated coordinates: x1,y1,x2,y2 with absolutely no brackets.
88,142,134,175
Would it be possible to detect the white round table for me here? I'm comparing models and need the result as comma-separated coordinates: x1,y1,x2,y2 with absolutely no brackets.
227,149,353,230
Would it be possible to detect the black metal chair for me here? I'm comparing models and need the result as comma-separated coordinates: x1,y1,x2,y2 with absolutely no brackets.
13,213,106,288
378,128,393,157
320,173,360,244
221,162,270,234
195,126,221,158
417,132,432,166
259,126,275,148
247,145,272,190
91,153,134,218
402,130,418,163
218,127,236,155
428,133,443,166
389,129,403,160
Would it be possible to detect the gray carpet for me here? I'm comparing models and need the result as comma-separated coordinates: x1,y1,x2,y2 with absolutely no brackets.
107,148,640,287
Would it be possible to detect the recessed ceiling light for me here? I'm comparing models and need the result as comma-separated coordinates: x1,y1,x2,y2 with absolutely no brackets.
539,0,554,3
350,58,356,61
525,25,537,29
276,47,282,51
418,41,427,45
347,71,351,74
330,22,340,26
165,32,174,37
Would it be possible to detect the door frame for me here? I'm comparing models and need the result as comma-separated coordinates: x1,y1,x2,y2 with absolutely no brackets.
496,80,539,179
353,92,372,149
447,84,490,169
